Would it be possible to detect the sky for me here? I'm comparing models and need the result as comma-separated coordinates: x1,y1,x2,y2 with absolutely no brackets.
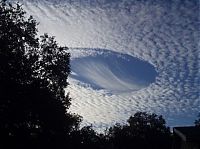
70,48,158,93
13,0,200,130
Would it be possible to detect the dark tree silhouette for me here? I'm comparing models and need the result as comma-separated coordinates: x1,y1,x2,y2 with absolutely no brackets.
69,125,110,149
107,112,172,149
0,1,81,148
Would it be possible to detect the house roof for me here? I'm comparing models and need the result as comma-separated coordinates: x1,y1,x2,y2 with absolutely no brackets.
173,126,200,142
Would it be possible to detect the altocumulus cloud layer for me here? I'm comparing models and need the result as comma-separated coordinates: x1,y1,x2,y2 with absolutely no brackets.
13,0,200,130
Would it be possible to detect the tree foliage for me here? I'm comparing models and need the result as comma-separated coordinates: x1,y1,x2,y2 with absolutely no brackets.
107,112,172,149
0,1,81,148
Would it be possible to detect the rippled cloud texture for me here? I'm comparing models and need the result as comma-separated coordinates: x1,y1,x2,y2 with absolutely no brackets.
14,0,200,130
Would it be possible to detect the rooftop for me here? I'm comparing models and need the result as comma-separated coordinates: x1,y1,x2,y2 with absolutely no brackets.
173,126,200,142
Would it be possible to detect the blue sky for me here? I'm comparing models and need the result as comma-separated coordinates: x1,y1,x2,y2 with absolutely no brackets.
70,48,158,93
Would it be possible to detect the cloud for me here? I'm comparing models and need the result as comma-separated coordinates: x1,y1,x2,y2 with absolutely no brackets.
69,48,158,93
16,0,200,130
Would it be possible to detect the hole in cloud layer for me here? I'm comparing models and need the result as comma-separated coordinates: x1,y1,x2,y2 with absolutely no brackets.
70,49,158,93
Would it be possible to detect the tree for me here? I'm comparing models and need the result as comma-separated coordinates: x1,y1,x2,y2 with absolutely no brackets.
107,112,172,149
0,1,81,148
